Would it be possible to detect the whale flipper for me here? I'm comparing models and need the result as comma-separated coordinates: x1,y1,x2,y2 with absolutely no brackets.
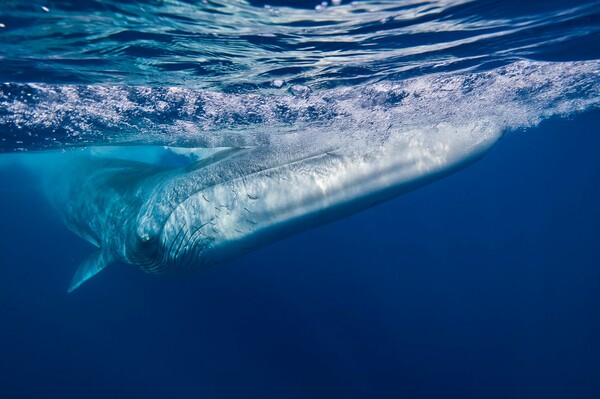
68,250,111,293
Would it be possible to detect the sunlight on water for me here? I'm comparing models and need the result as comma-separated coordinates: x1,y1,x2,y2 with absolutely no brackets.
0,0,598,87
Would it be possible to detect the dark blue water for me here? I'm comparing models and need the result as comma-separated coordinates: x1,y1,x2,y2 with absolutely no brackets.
1,1,600,398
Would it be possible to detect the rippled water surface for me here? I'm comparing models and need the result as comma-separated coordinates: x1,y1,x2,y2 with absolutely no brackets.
1,0,599,88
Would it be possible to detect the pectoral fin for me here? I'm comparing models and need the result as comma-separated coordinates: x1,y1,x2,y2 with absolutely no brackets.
68,250,111,293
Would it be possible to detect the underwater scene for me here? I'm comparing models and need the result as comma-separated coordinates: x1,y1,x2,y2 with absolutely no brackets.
1,0,599,397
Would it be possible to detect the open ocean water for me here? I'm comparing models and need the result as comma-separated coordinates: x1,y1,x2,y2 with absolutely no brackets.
1,0,600,398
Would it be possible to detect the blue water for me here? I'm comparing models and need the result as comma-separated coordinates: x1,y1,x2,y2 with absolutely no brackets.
1,0,600,398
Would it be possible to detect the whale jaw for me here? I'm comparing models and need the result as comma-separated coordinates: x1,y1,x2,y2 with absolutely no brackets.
134,123,504,279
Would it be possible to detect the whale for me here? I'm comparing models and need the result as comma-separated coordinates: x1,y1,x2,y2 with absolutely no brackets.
45,123,503,292
5,60,597,292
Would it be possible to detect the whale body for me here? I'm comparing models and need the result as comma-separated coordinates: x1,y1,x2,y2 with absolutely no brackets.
46,123,502,292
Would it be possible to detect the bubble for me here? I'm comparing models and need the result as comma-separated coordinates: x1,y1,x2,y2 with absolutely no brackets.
288,85,312,98
1,61,599,153
332,0,342,5
315,5,324,12
0,23,5,29
41,6,50,12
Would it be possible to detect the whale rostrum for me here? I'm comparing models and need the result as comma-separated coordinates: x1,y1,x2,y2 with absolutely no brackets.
45,123,502,292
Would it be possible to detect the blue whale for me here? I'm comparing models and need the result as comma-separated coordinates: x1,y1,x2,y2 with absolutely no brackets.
46,124,502,292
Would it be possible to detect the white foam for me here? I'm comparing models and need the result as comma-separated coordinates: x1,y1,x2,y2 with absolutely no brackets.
0,60,598,155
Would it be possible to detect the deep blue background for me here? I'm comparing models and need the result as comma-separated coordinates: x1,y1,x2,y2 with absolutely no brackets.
1,110,600,398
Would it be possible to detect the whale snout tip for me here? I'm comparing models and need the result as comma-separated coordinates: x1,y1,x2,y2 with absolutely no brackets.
134,224,162,255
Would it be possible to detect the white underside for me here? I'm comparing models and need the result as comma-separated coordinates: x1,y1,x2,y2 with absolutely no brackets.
159,121,503,272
